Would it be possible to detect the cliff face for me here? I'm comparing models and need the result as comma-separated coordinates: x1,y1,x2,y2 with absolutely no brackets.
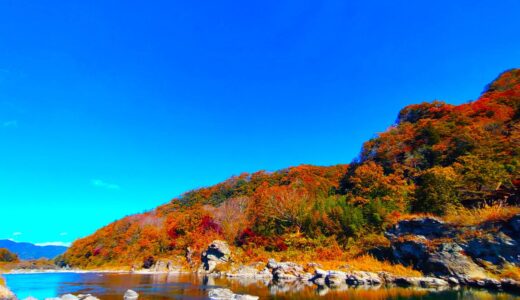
63,69,519,270
386,213,520,280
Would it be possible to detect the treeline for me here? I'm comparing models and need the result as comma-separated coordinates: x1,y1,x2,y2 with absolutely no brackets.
64,69,519,268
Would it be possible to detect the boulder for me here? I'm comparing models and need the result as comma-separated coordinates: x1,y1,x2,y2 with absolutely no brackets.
377,271,396,284
346,271,382,285
199,240,231,273
393,276,448,288
447,277,459,285
310,269,327,286
123,289,139,300
208,288,259,300
226,265,272,278
324,271,347,288
266,260,305,281
61,295,79,300
465,278,502,290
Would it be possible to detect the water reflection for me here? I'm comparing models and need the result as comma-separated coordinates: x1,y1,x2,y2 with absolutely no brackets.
3,272,520,300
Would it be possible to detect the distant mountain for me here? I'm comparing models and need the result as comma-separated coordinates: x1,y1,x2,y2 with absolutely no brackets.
0,240,67,260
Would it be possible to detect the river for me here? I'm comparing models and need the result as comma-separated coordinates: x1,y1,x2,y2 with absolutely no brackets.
3,272,520,299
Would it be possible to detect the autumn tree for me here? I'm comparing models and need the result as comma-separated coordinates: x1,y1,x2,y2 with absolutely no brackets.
0,248,19,262
253,184,311,234
342,161,412,211
211,196,250,242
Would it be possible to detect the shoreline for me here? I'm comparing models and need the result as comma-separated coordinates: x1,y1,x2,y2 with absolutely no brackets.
2,269,191,275
4,265,520,294
3,266,520,300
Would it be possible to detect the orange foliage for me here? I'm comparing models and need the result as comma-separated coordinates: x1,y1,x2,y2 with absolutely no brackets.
63,69,520,269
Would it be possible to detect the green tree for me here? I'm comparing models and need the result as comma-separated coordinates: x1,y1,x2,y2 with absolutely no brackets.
454,154,509,202
413,166,460,215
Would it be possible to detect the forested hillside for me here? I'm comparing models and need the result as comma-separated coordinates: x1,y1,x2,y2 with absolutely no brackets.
64,69,519,268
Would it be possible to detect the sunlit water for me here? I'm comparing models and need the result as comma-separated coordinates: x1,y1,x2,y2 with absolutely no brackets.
3,272,520,300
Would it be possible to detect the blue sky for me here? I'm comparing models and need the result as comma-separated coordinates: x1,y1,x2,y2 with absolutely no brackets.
1,0,519,246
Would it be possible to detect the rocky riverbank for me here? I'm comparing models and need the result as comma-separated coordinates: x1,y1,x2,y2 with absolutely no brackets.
5,214,519,299
175,214,520,294
386,214,520,282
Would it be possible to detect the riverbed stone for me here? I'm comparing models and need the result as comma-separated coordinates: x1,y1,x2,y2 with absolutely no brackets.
267,260,305,281
346,271,382,285
208,288,259,300
325,271,347,288
123,289,139,300
310,269,327,286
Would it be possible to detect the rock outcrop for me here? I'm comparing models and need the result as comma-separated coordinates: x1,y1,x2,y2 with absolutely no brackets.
149,259,180,273
386,215,520,280
199,240,231,273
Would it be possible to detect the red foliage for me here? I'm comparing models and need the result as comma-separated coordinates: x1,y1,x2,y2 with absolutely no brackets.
273,237,288,252
236,228,258,246
200,215,221,233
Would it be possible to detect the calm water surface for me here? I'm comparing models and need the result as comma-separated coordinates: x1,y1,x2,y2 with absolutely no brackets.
4,272,520,300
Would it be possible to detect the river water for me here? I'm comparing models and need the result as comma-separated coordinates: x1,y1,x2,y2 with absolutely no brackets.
3,272,520,300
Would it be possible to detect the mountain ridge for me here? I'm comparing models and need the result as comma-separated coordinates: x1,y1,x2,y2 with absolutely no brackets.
63,69,519,270
0,239,68,260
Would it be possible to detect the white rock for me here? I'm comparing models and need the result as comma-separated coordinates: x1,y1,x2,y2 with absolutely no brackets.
124,289,139,300
208,288,259,300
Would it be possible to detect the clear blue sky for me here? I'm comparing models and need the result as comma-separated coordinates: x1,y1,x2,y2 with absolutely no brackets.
1,0,519,246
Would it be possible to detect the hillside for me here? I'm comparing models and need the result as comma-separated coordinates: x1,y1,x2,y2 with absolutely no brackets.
0,240,67,260
63,69,519,269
